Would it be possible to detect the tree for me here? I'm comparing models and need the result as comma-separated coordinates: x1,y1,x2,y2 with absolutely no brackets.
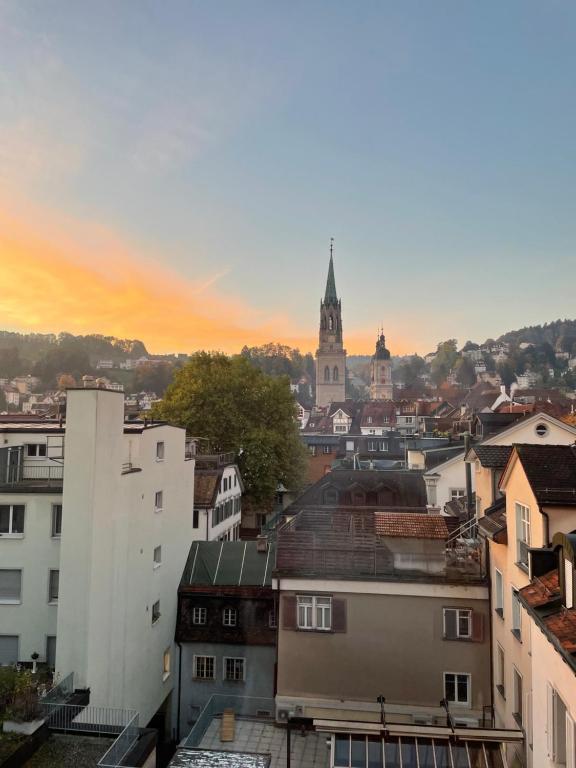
455,357,476,388
153,353,307,509
0,347,23,379
430,340,459,386
33,348,92,387
57,374,76,390
133,362,174,396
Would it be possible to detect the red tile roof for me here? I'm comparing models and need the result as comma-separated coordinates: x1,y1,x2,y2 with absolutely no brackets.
519,570,560,608
375,513,451,540
544,608,576,654
194,471,220,507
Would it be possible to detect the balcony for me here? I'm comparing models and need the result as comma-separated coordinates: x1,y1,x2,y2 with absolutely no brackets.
0,462,64,489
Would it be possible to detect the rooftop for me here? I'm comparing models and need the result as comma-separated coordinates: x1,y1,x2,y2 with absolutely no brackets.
181,541,275,588
513,444,576,505
374,513,453,539
467,445,512,469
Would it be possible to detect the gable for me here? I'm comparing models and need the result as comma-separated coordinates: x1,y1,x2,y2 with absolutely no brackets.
484,412,576,447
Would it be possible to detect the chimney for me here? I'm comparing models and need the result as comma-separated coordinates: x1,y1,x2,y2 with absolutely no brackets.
464,432,474,522
256,535,268,553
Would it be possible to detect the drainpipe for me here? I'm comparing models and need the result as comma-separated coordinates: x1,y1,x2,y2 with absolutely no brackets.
176,641,183,742
540,505,550,547
205,510,209,542
485,543,495,727
464,433,473,522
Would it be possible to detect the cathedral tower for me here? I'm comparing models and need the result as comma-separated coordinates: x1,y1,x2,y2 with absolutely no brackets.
315,241,346,407
370,331,393,400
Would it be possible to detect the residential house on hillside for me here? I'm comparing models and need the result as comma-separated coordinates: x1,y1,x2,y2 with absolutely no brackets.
193,455,242,542
478,444,576,768
175,540,276,738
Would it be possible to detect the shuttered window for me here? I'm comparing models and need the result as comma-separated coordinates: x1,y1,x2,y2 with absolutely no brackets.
443,608,483,641
283,595,346,633
0,636,19,666
0,570,22,602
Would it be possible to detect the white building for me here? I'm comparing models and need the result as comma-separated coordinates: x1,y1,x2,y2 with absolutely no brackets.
0,388,199,727
193,456,243,542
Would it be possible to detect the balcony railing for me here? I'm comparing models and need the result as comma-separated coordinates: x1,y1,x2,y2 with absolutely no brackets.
183,694,275,749
97,712,140,768
41,702,137,736
0,462,64,486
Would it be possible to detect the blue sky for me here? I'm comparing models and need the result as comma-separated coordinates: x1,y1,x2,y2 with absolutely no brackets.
1,1,575,354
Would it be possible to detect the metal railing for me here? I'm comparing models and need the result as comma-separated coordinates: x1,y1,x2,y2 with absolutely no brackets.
41,671,74,704
21,464,64,483
183,694,275,749
42,702,137,736
98,712,140,768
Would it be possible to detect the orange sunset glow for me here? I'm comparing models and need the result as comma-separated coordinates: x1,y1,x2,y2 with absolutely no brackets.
0,204,416,356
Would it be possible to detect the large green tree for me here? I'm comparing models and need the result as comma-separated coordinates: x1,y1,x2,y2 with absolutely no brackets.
153,352,307,509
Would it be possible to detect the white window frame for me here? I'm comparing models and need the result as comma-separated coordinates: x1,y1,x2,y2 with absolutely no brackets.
512,587,522,639
494,569,504,617
25,443,46,458
153,546,162,569
48,569,59,604
193,655,215,680
156,441,165,461
162,647,171,681
154,491,163,513
444,672,471,707
0,504,25,537
297,595,332,631
515,502,531,566
51,504,62,538
152,600,161,624
192,607,207,625
450,488,466,501
0,569,22,604
223,608,237,627
496,644,505,698
512,666,523,726
443,607,472,639
223,656,245,682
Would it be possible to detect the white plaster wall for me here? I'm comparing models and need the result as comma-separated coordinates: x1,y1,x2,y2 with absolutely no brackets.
530,619,576,767
207,465,241,541
56,389,197,725
0,490,61,662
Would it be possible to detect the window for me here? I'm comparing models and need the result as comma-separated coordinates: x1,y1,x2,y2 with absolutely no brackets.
162,648,171,681
269,608,277,629
450,489,466,501
154,491,163,512
48,570,59,603
297,595,331,631
223,608,237,627
367,416,373,424
334,425,347,433
515,502,530,568
193,655,215,679
0,636,19,666
548,685,570,764
324,366,330,382
443,608,472,639
193,509,199,528
496,645,505,698
156,441,165,461
26,444,46,457
444,673,471,706
367,440,377,452
512,667,523,725
333,366,339,382
494,569,504,617
192,607,207,625
323,445,331,455
379,441,388,452
309,445,317,456
46,636,56,669
0,570,22,603
51,504,62,537
224,657,245,682
0,505,24,536
346,440,355,452
153,546,162,568
535,422,549,437
152,600,161,624
512,588,522,640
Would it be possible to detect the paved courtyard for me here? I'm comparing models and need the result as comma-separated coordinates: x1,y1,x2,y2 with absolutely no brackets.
199,718,329,768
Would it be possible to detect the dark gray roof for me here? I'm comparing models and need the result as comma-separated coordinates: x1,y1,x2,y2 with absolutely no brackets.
285,469,427,513
469,445,513,469
181,541,275,587
515,444,576,506
477,497,507,540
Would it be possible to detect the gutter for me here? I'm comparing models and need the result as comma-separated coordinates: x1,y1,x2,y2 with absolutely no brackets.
176,641,183,742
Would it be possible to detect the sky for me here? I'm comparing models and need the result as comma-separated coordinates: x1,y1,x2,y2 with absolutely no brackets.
1,1,576,356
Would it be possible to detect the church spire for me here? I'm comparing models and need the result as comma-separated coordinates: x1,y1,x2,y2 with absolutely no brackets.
324,237,338,304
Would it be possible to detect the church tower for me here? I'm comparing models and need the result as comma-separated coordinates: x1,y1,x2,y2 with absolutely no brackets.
315,241,346,407
370,331,393,400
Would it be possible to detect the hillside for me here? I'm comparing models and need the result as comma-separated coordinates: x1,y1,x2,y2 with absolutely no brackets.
0,331,148,365
494,319,576,354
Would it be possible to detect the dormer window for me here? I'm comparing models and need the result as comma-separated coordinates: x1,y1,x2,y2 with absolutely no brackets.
367,416,372,424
